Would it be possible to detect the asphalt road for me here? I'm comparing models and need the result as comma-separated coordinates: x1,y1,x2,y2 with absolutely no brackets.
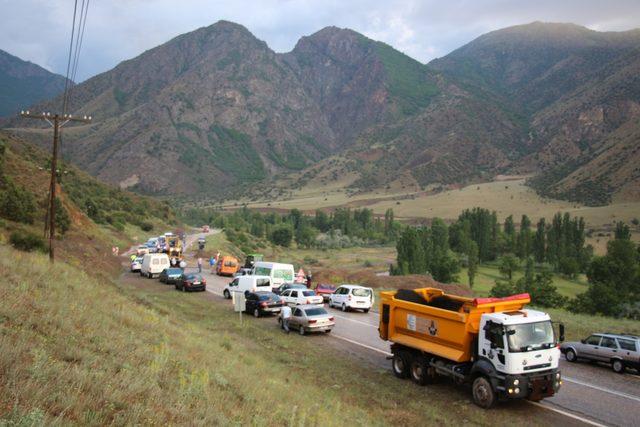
149,231,640,426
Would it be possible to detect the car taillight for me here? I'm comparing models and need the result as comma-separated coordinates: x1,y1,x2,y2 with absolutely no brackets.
328,317,334,321
260,302,268,307
306,299,311,304
308,319,317,324
202,279,207,284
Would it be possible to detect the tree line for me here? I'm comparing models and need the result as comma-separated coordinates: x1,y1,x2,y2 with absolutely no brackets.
181,206,402,253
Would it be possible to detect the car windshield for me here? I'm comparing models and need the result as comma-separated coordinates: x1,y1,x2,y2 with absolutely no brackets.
274,269,293,281
352,288,371,297
167,268,182,274
185,274,202,280
304,307,328,316
302,290,316,296
506,321,555,352
317,285,335,290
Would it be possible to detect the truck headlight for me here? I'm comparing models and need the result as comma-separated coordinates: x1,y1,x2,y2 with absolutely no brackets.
513,379,520,386
556,373,561,380
514,387,520,394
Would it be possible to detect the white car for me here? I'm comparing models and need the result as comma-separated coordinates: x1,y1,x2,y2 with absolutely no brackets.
130,256,143,272
329,285,374,313
280,288,323,306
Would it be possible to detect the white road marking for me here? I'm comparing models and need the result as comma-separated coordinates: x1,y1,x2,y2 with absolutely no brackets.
563,376,640,403
527,402,608,427
330,334,392,356
331,313,378,328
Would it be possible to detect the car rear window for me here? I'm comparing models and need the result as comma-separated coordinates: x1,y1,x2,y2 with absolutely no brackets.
258,293,275,301
618,338,637,351
352,288,372,297
302,291,316,296
167,268,182,274
304,308,328,316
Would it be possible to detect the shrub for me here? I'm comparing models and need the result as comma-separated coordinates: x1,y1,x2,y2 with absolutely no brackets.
54,198,71,235
0,179,37,224
10,231,47,252
269,227,293,247
140,221,154,232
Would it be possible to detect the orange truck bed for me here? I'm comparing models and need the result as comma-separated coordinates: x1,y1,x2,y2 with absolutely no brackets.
379,288,530,363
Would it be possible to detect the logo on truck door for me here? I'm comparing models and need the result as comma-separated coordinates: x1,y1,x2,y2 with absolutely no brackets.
407,314,438,336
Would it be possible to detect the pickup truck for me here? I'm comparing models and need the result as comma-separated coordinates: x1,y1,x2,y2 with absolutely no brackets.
379,288,564,408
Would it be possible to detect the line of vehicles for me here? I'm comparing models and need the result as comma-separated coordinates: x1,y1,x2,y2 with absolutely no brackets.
127,232,640,409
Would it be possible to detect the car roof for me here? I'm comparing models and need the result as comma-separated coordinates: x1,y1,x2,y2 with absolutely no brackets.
339,284,369,289
601,332,640,340
253,261,293,268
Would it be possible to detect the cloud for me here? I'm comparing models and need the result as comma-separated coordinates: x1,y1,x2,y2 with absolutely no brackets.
1,0,639,82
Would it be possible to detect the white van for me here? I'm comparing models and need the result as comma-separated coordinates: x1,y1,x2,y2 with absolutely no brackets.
251,262,295,290
223,275,272,299
140,253,170,278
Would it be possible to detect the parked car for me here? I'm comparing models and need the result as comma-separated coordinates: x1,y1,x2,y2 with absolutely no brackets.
217,256,240,276
175,273,206,292
273,283,307,295
245,291,283,317
279,305,335,335
560,333,640,373
223,275,272,299
251,261,295,290
140,253,170,278
314,284,336,302
279,288,323,306
130,256,143,272
159,267,183,284
329,284,374,313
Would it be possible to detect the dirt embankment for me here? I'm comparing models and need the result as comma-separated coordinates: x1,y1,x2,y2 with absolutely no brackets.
313,268,473,296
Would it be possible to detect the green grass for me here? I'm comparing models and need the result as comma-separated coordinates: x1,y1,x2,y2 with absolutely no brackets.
0,244,554,426
459,264,588,298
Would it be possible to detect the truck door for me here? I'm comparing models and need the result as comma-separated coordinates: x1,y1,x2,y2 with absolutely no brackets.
482,321,507,370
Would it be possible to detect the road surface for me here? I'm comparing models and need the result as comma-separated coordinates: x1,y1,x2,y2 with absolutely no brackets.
156,231,640,426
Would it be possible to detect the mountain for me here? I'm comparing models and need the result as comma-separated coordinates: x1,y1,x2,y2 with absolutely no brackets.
0,49,69,117
4,21,640,205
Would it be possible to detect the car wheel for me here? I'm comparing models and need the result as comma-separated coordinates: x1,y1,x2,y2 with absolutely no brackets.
174,284,179,290
254,308,260,318
565,349,577,363
324,329,331,334
363,308,370,313
472,376,496,409
328,300,333,308
182,285,187,292
341,303,347,312
612,359,625,374
298,326,305,336
392,351,410,379
223,289,230,299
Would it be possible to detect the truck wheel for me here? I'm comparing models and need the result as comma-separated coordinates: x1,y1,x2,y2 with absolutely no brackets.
472,376,496,409
223,290,230,299
565,349,577,362
410,358,431,386
612,359,625,374
392,351,410,379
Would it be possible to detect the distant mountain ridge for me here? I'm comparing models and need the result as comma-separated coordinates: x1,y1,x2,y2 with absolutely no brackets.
0,49,69,117
4,21,640,205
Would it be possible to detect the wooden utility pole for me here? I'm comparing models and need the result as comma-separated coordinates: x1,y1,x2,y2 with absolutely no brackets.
20,110,91,262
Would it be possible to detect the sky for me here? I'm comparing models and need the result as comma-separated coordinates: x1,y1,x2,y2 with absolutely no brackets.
2,0,640,82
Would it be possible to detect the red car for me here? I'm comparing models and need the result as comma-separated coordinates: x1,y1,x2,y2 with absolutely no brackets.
315,284,336,302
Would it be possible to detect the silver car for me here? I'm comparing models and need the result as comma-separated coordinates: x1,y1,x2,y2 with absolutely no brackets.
280,305,335,335
560,333,640,374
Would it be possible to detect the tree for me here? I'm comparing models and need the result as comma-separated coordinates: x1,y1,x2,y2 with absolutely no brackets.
0,179,37,224
269,226,293,247
295,225,318,248
54,197,71,235
314,210,331,232
516,215,532,259
523,269,567,308
467,241,479,288
503,215,516,253
499,255,520,281
614,221,631,240
533,218,546,263
396,227,426,274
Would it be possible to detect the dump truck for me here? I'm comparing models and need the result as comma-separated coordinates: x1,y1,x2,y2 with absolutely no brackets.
379,288,564,408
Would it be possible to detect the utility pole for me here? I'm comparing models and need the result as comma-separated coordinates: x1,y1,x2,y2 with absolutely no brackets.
20,110,92,262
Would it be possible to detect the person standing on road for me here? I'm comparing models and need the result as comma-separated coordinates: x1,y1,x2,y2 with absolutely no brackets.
197,257,203,273
280,305,292,334
209,256,215,267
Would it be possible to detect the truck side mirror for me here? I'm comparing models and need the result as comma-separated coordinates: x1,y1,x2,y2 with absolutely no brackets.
559,323,565,343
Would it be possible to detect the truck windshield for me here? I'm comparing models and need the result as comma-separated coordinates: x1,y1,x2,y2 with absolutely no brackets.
506,321,555,352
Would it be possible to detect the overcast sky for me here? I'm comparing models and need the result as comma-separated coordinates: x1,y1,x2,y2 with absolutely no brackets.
3,0,640,82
